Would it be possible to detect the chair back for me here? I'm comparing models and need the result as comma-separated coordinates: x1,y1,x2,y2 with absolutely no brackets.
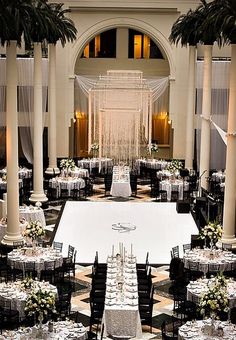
68,244,75,258
53,241,63,252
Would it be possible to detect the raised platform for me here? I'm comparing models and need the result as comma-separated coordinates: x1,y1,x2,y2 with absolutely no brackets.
54,201,198,264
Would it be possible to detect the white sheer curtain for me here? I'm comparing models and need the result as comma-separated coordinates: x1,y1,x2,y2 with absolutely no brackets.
196,60,229,170
75,72,169,164
0,57,48,164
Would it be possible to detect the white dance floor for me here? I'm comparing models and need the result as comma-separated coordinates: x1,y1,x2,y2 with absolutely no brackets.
55,201,198,264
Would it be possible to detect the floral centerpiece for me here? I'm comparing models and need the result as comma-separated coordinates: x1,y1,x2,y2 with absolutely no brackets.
60,158,75,173
199,284,229,318
21,276,35,290
215,272,228,288
147,143,159,158
199,221,223,248
90,142,99,157
167,159,183,174
24,288,57,323
24,220,45,242
1,174,7,181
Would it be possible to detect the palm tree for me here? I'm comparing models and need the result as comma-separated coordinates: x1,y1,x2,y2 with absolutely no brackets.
169,9,200,169
0,0,34,246
206,0,236,246
45,3,77,175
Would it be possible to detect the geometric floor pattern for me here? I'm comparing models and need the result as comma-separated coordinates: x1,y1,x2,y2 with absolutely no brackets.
43,181,180,339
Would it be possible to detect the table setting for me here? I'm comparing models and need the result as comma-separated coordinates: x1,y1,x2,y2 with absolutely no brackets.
7,247,63,277
19,205,46,227
187,276,236,308
49,176,85,198
183,248,236,275
110,165,131,197
0,320,87,339
178,319,236,339
159,178,189,201
0,278,57,320
103,247,142,338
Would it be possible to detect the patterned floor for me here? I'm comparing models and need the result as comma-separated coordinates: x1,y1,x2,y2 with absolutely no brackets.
44,181,176,339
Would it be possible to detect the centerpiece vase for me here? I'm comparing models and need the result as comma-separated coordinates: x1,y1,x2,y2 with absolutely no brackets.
37,314,44,338
32,239,37,252
210,239,214,251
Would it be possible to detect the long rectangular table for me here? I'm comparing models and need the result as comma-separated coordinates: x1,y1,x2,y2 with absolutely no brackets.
110,166,132,198
102,254,142,338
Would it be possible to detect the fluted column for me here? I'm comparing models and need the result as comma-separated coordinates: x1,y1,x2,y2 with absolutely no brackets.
221,44,236,247
185,45,196,169
30,42,48,203
2,41,24,246
199,45,212,192
45,43,59,175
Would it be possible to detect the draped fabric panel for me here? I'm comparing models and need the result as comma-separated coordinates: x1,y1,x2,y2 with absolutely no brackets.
0,58,48,164
196,61,229,170
75,72,169,164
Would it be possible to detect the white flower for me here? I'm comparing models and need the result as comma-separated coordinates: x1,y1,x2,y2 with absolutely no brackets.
60,158,75,171
90,143,99,151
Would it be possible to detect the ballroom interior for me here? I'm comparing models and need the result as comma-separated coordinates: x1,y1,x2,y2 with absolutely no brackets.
0,0,236,339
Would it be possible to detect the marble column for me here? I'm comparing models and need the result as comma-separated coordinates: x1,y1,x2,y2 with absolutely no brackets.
185,45,196,169
2,41,24,245
30,42,48,203
199,45,212,192
45,43,59,175
221,44,236,247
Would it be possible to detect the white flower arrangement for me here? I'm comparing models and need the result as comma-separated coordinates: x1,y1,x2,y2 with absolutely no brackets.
199,221,223,245
167,159,183,173
24,288,57,321
1,174,7,181
21,276,35,290
60,158,75,171
149,143,159,153
90,142,99,152
24,220,45,241
199,284,229,317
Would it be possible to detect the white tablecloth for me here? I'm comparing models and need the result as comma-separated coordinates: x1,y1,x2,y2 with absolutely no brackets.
49,177,85,197
110,166,131,198
178,319,236,340
0,280,57,319
61,167,89,178
0,320,87,339
78,158,113,172
19,206,46,227
0,167,32,179
7,247,63,276
136,158,169,170
103,254,142,339
183,249,236,275
159,179,189,201
187,278,236,308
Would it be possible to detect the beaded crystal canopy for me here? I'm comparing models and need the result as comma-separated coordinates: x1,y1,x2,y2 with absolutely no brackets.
88,70,152,166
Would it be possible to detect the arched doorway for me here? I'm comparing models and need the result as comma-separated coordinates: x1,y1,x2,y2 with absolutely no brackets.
71,19,174,159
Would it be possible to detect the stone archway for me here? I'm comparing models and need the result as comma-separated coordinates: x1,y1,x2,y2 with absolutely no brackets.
69,17,175,78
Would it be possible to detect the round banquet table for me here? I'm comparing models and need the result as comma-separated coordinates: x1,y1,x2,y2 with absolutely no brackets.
0,280,57,319
0,178,22,190
78,158,113,173
136,158,169,170
0,320,87,339
61,167,89,178
183,248,236,275
7,247,63,277
187,277,236,308
19,206,46,227
49,177,85,198
178,319,236,340
0,167,32,179
159,179,189,201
